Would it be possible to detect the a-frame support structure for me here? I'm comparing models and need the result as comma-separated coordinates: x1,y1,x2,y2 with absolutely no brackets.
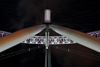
0,9,100,67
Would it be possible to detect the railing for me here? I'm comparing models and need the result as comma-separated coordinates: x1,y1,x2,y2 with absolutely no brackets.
22,36,76,44
0,30,100,44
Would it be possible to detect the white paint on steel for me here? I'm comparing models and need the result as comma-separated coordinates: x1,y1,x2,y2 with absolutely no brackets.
0,25,46,52
44,9,51,23
50,25,100,53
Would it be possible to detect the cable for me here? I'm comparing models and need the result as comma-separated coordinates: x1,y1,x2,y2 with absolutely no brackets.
0,46,44,61
0,49,27,57
52,46,100,61
70,49,100,58
70,51,100,61
0,49,29,60
0,46,43,60
53,46,100,58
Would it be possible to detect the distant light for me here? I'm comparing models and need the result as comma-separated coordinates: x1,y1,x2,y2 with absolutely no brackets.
63,42,65,44
36,42,38,44
41,42,43,44
73,41,76,43
51,42,54,44
68,41,71,43
57,42,60,44
46,46,48,49
24,41,27,43
30,41,32,43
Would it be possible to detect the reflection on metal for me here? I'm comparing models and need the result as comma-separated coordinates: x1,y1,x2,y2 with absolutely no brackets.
0,25,46,52
49,25,100,53
0,30,100,44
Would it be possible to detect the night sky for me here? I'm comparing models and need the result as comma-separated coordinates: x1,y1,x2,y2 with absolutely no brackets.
0,0,100,67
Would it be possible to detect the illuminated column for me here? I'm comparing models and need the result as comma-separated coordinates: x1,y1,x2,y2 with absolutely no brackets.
50,25,100,53
44,9,51,23
0,25,46,52
45,26,49,49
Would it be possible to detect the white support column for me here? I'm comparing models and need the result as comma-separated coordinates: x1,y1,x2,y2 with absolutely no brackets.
0,25,46,52
44,9,51,23
50,25,100,53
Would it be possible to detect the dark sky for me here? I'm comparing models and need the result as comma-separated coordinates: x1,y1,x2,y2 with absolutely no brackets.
0,0,100,67
0,0,100,32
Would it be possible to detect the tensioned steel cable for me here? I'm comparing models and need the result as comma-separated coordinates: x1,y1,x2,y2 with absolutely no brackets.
55,46,100,58
52,46,100,61
0,46,44,60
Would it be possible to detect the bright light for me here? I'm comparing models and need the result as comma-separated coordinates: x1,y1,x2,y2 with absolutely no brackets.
41,42,44,44
44,9,51,23
46,46,48,49
63,42,65,44
30,41,32,43
51,42,54,44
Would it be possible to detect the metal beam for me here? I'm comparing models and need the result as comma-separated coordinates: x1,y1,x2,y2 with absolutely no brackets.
45,46,51,67
50,25,100,53
0,25,46,52
48,46,51,67
1,30,100,44
45,48,48,67
45,24,51,67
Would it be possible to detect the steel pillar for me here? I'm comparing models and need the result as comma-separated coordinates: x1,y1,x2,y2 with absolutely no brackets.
45,25,51,67
45,46,51,67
